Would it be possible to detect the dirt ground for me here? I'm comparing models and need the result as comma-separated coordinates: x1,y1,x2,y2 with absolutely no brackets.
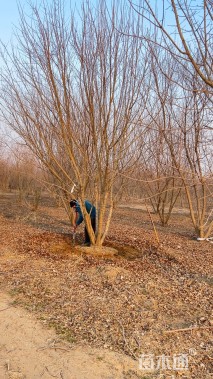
0,192,212,379
0,292,138,379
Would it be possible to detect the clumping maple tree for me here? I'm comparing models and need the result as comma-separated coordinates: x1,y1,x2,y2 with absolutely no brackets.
0,0,149,247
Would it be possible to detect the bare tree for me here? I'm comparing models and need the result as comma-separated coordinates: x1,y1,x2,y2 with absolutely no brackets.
140,128,182,226
129,0,213,93
0,0,149,247
0,158,10,191
147,48,213,238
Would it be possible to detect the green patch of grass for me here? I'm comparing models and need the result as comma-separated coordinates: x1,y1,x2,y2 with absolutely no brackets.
96,356,104,361
9,298,22,306
47,321,76,344
24,302,46,312
9,287,23,296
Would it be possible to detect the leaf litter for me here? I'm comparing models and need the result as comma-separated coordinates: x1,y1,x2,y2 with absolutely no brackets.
0,193,212,379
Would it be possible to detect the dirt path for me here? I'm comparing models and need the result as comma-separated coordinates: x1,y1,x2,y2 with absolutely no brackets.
0,292,138,379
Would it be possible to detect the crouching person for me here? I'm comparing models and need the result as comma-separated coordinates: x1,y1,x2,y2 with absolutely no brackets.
69,199,96,246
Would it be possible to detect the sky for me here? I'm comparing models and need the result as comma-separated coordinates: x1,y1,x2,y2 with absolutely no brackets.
0,0,170,46
0,0,101,45
0,1,31,142
1,1,26,45
0,0,83,45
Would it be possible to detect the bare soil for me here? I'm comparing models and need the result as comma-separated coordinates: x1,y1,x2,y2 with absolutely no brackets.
0,292,137,379
0,191,212,379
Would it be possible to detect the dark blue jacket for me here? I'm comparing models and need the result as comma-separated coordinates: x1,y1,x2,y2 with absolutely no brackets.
75,200,96,226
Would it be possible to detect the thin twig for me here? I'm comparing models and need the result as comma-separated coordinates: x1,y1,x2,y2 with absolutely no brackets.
37,346,71,352
165,326,213,333
5,360,10,371
0,306,11,312
145,200,160,245
117,320,137,359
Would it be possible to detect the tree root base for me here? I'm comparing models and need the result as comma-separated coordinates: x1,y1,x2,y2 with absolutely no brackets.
76,246,118,257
